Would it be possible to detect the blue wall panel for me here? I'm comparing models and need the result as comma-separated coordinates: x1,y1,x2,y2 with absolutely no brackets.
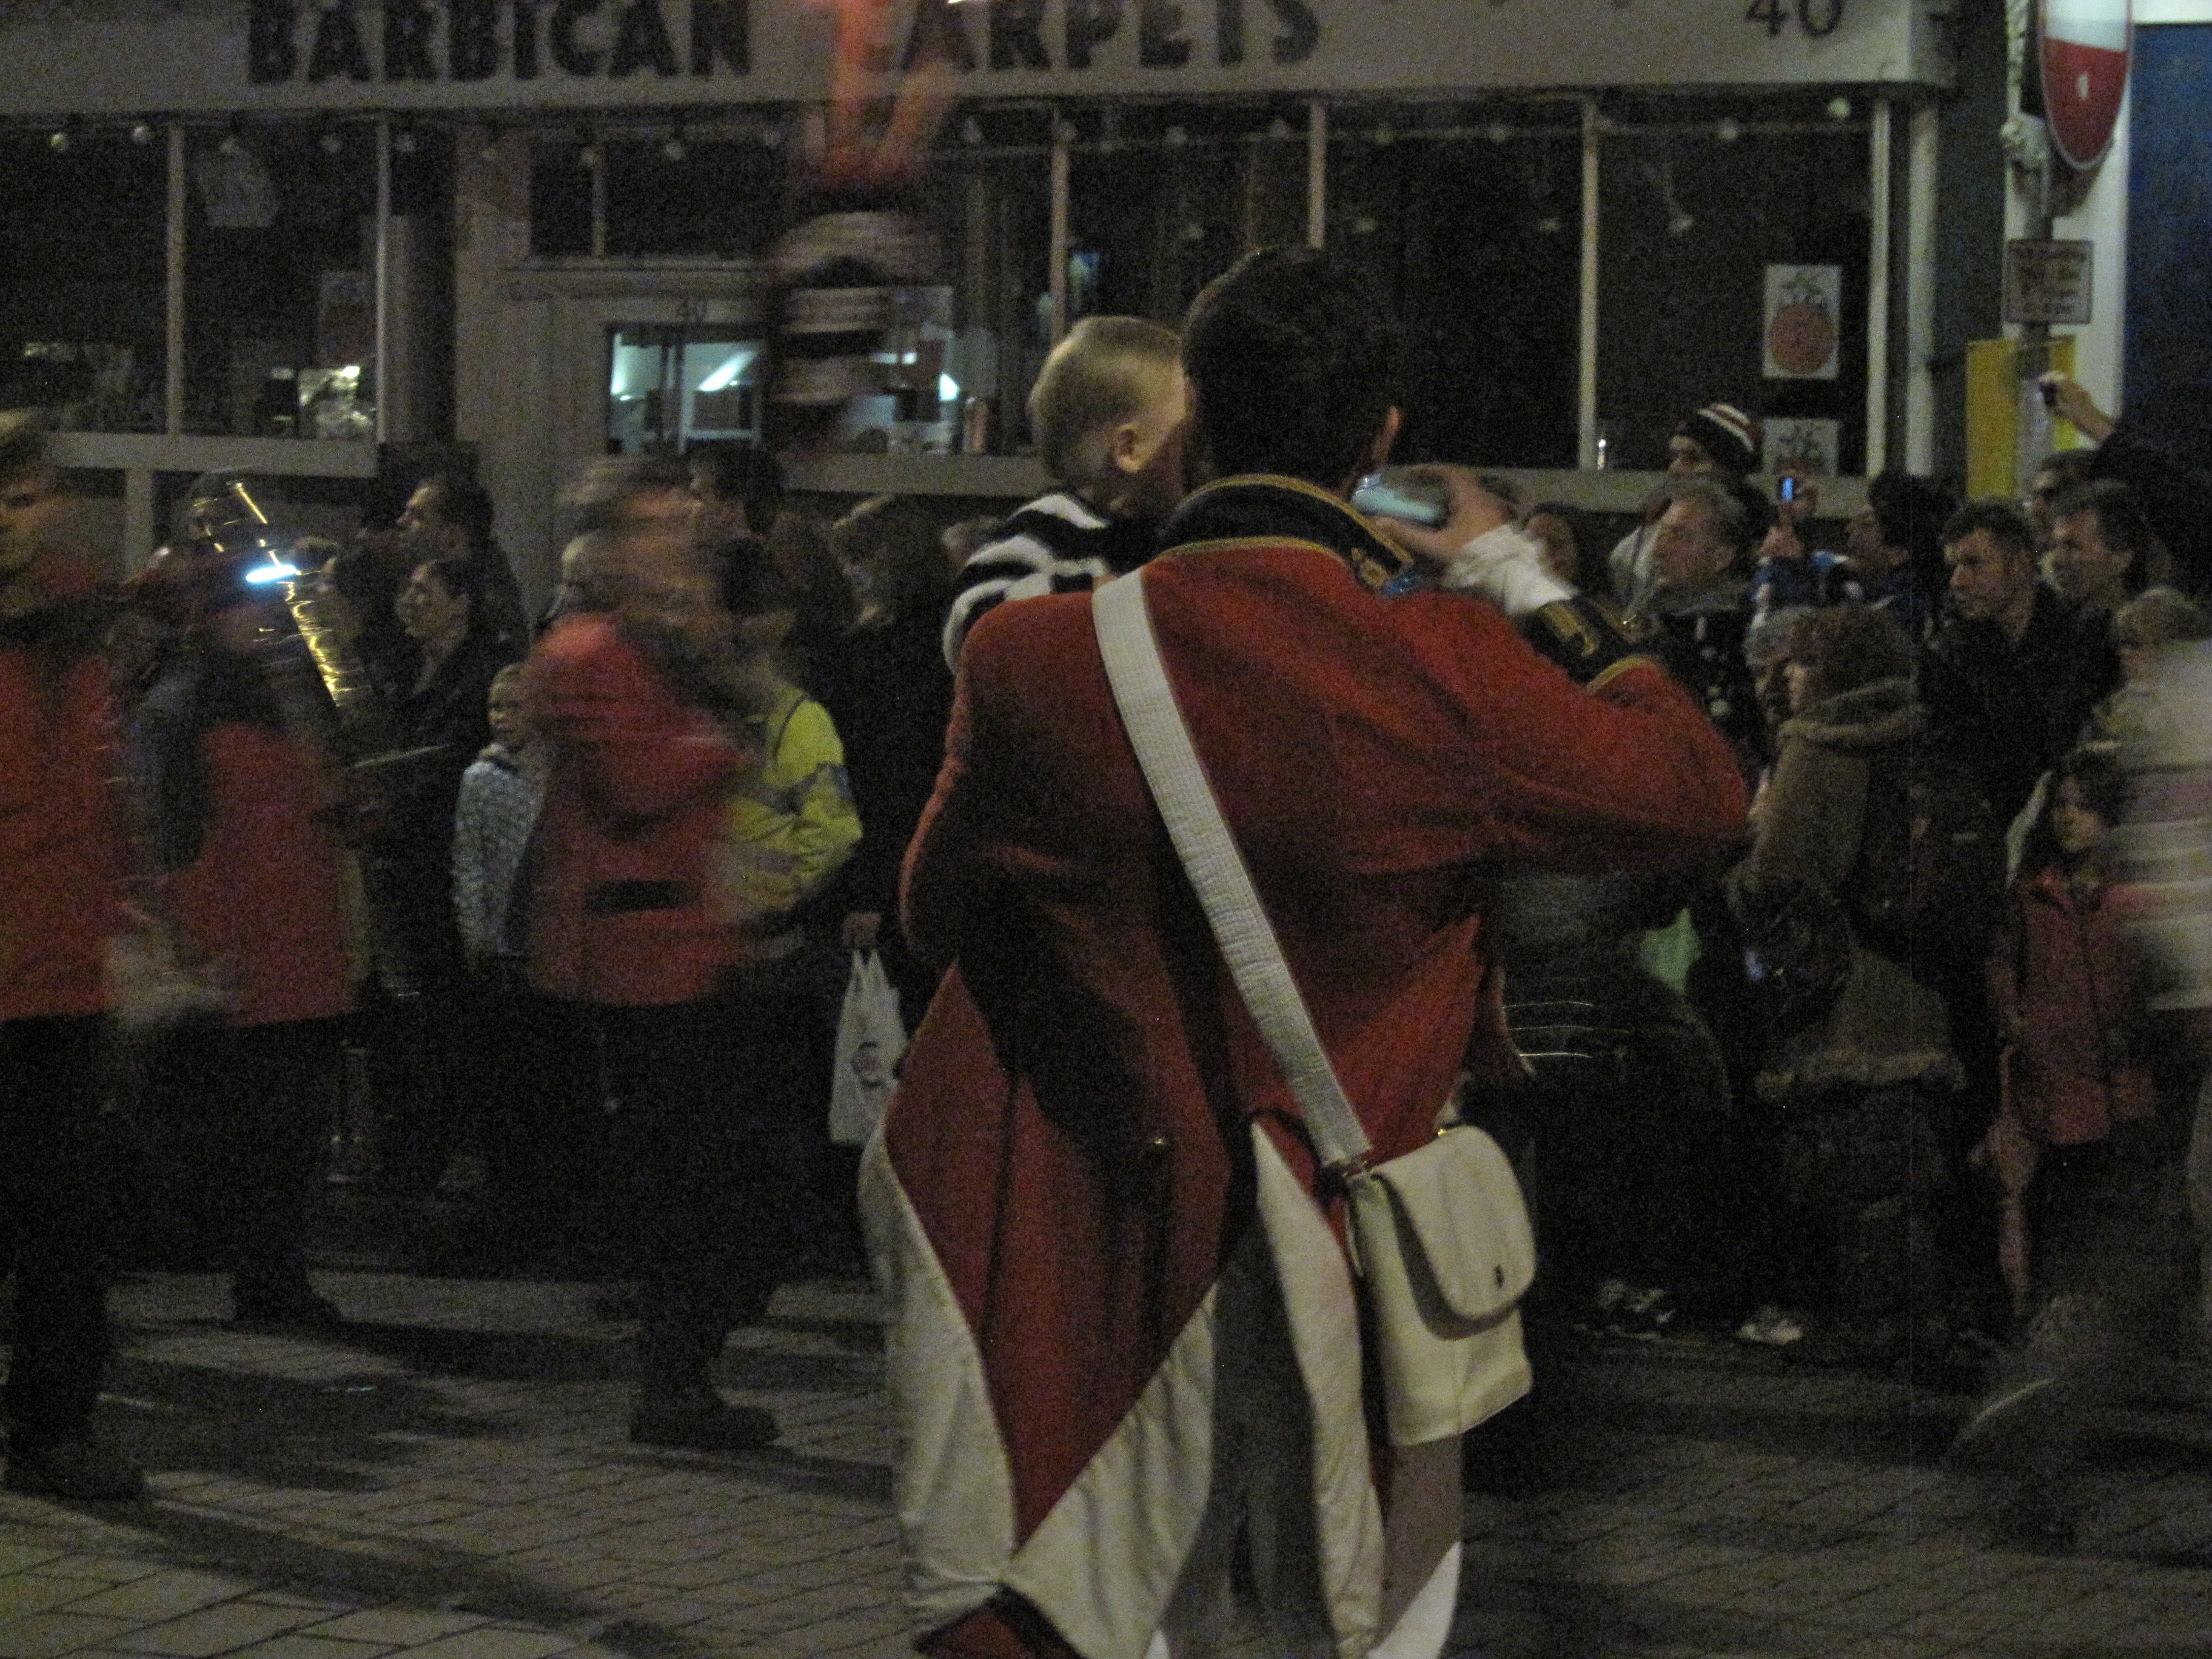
2126,25,2212,458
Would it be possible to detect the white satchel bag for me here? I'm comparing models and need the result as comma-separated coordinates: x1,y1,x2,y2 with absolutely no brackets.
1093,571,1534,1447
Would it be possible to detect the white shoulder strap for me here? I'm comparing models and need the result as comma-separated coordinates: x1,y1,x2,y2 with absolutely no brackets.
1091,569,1373,1173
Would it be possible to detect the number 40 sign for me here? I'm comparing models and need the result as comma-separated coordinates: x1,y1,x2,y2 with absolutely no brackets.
1746,0,1846,39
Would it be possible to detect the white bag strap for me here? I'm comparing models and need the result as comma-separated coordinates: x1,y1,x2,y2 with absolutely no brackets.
1091,569,1373,1174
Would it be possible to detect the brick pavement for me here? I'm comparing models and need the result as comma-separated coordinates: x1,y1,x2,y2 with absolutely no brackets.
3,1271,2210,1659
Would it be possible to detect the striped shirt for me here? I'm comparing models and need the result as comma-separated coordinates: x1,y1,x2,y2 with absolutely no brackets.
940,493,1160,668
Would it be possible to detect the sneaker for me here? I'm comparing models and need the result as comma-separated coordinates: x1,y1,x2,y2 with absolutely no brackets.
231,1287,347,1333
3,1438,146,1501
1735,1304,1806,1347
628,1398,777,1453
1607,1285,1677,1341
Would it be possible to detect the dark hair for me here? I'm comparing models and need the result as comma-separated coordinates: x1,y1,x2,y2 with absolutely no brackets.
687,441,786,534
833,494,954,625
1181,247,1398,489
417,472,498,555
2052,478,2156,593
2031,449,2097,497
417,552,490,620
1788,602,1915,706
2020,745,2131,874
1940,498,2036,562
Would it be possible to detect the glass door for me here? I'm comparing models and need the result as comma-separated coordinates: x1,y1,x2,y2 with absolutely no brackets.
606,325,763,454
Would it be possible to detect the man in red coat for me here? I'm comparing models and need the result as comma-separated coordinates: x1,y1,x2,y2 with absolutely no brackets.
866,249,1749,1659
0,416,141,1501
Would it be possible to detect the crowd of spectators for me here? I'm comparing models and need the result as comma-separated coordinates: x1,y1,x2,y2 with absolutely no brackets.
3,287,2207,1560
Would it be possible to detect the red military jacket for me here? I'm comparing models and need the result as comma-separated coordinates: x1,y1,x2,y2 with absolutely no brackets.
874,478,1748,1654
0,625,124,1022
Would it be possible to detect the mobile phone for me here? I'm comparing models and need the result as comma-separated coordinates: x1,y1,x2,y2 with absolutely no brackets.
1352,472,1449,528
1778,476,1799,504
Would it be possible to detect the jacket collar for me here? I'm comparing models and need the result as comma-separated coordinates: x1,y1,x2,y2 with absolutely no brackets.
1159,475,1412,594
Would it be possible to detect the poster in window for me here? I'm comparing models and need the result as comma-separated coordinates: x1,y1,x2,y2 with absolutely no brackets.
1764,418,1840,478
1763,264,1842,381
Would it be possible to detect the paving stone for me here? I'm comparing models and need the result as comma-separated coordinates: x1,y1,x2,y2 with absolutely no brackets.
224,1639,395,1658
0,1572,106,1616
0,1611,141,1657
65,1569,258,1622
301,1609,491,1644
392,1629,578,1659
112,1600,326,1655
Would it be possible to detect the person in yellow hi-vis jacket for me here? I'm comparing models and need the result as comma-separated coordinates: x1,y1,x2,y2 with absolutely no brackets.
709,662,865,1285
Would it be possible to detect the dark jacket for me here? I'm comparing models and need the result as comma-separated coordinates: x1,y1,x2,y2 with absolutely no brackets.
1642,577,1762,777
1920,586,2117,829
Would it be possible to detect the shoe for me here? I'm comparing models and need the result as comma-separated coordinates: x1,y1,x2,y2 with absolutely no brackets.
3,1438,146,1501
1949,1373,2065,1471
1607,1285,1677,1341
231,1287,346,1332
1734,1304,1806,1347
628,1397,778,1453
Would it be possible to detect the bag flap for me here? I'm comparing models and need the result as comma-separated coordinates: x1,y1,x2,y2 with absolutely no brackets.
1367,1127,1536,1322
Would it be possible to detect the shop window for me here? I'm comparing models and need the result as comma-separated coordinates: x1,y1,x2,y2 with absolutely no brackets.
529,138,596,258
1597,92,1870,475
1329,102,1582,469
1065,99,1309,328
0,129,167,432
609,326,766,453
605,137,780,259
183,124,451,440
914,108,1053,455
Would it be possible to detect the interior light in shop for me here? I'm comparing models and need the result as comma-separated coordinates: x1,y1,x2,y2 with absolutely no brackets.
219,129,245,158
1828,97,1853,120
47,127,71,153
938,374,960,403
1669,210,1696,238
961,116,983,145
1715,116,1743,144
695,346,759,394
1372,122,1395,147
1165,124,1188,147
1268,117,1292,139
392,128,419,155
662,122,688,162
130,121,156,146
318,126,344,156
1537,213,1564,236
1486,120,1513,146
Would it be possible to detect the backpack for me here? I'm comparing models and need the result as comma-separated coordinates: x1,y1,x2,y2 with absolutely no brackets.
1849,743,2006,977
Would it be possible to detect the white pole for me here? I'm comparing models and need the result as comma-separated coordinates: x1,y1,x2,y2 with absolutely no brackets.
1049,116,1070,345
375,115,392,446
1865,95,1893,477
1307,98,1327,249
1577,98,1601,470
165,123,184,437
1904,100,1939,475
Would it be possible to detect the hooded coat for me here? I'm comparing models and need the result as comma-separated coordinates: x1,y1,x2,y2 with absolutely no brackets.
1731,675,1961,1102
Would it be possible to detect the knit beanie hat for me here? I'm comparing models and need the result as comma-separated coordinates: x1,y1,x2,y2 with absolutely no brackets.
1676,403,1760,477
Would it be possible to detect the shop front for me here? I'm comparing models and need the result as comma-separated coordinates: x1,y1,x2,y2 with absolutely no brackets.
0,0,1958,592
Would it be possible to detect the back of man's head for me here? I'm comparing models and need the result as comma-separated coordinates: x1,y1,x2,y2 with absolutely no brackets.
1181,247,1398,491
565,454,695,535
2054,478,2155,563
1028,317,1182,491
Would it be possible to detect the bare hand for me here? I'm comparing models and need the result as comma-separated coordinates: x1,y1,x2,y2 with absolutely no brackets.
2039,374,2116,444
1757,522,1806,565
1367,465,1514,569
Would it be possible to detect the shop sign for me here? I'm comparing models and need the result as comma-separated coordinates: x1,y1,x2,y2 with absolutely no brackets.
2003,237,2094,325
1763,264,1842,380
0,0,1952,116
2039,0,2131,170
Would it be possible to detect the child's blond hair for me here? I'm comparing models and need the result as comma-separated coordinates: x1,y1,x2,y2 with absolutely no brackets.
1027,317,1182,492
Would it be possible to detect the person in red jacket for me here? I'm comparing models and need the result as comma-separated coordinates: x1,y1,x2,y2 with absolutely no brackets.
528,520,786,1453
0,415,142,1501
127,553,357,1330
868,249,1749,1659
